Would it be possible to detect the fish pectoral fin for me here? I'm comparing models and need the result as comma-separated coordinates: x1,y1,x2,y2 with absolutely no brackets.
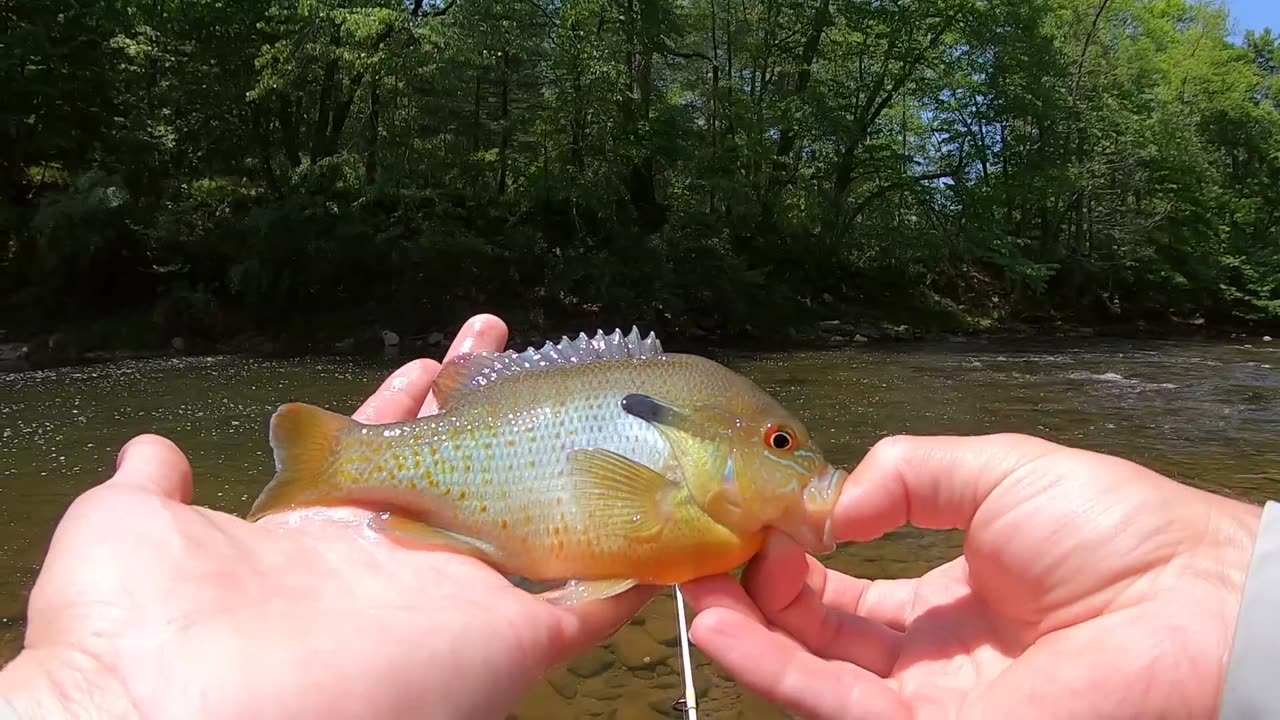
699,485,753,535
567,448,674,542
368,512,499,564
538,578,641,606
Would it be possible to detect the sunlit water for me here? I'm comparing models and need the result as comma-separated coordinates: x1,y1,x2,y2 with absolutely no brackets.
3,338,1279,717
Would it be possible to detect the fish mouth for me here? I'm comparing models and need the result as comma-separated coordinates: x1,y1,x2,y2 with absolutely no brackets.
795,464,850,556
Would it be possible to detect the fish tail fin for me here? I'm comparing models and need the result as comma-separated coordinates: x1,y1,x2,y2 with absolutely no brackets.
246,402,357,521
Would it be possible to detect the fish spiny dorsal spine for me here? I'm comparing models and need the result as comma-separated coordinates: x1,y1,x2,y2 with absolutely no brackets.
431,327,664,409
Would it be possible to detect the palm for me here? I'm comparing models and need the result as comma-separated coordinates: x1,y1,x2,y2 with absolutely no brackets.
13,315,652,719
859,559,1224,718
683,436,1259,720
27,486,608,719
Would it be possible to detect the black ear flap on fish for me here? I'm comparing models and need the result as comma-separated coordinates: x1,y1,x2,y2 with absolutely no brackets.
621,393,687,427
620,393,724,440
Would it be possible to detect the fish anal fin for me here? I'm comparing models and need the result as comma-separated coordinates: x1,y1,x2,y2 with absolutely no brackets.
567,448,675,543
247,403,356,521
368,512,500,564
430,328,666,410
538,578,641,606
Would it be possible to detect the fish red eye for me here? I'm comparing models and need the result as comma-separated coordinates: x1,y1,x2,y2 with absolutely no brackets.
765,425,796,451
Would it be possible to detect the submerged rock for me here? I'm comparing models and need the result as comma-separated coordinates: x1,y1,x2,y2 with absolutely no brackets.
545,669,580,700
641,615,680,647
611,625,675,671
567,646,616,679
618,705,666,720
0,343,30,372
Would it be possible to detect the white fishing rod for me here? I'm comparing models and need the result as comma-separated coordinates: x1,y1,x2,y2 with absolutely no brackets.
672,584,699,719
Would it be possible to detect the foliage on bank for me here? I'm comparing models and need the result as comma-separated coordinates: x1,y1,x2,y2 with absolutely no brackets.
3,0,1279,350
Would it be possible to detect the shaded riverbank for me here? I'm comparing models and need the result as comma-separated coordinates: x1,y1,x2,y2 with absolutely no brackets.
4,310,1278,374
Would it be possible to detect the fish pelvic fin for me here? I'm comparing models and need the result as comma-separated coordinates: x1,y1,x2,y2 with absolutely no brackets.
567,448,675,543
431,327,665,410
247,402,356,521
538,578,641,606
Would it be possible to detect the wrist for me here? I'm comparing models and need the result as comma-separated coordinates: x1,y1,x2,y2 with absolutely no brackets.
0,649,136,720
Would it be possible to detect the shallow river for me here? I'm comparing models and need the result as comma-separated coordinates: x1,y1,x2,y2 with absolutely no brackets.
3,337,1279,717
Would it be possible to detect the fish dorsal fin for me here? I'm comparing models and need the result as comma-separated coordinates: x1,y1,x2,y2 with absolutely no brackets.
431,327,664,410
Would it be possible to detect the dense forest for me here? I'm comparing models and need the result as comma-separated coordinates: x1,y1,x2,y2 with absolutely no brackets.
3,0,1279,355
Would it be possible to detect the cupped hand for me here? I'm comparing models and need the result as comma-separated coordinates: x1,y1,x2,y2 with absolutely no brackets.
682,433,1263,719
0,314,653,720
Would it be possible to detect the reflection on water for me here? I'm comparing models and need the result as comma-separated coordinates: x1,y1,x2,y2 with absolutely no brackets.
2,337,1279,716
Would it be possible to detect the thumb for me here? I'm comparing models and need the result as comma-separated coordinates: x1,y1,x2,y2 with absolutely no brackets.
106,433,195,504
540,586,659,668
833,433,1065,542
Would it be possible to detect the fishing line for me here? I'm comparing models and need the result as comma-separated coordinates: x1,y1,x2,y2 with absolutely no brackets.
671,583,700,719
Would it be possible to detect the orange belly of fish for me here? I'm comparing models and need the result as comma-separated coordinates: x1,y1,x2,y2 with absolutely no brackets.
515,532,767,586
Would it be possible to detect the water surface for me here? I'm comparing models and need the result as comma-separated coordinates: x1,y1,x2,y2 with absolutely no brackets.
3,337,1279,717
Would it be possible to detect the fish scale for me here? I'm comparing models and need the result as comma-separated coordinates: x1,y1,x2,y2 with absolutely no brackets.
246,327,849,604
356,367,690,573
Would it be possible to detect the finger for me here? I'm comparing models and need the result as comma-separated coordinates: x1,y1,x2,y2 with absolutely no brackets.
105,434,194,504
419,314,509,417
744,534,903,677
844,577,920,633
690,607,909,720
679,573,768,624
834,433,1061,542
352,358,443,424
543,585,660,665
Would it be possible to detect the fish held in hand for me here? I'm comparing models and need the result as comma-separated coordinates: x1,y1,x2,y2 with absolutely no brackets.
246,328,849,604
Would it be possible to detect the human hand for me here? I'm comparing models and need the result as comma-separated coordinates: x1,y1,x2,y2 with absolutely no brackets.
0,314,653,720
681,433,1263,719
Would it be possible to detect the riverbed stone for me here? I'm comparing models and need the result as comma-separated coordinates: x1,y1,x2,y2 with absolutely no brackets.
546,669,580,699
652,674,680,690
0,343,30,372
618,704,666,720
583,686,624,702
567,646,616,678
648,695,687,716
642,616,680,647
612,625,675,671
516,679,569,717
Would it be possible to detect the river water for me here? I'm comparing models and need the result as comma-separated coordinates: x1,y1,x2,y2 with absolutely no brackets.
2,337,1279,717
